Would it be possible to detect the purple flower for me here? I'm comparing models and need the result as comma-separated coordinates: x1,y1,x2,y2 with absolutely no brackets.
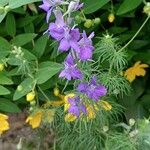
48,10,80,52
68,96,86,117
59,54,83,80
78,31,95,61
64,0,83,16
48,10,66,41
58,28,80,52
77,76,107,101
39,0,67,22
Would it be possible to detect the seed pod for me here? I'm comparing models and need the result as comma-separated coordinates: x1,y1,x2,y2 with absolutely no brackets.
75,15,82,24
84,19,93,28
4,5,11,13
0,64,4,71
94,18,101,25
143,3,150,15
108,13,115,23
0,6,5,15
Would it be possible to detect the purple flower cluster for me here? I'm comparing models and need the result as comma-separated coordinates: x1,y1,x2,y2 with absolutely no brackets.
68,96,86,117
77,77,107,101
40,0,107,118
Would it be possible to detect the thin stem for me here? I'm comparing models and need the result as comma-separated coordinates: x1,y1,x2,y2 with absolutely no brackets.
38,86,50,101
119,15,150,52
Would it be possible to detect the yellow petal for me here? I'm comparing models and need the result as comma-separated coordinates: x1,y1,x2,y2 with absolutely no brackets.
135,68,146,76
101,101,112,111
86,105,96,119
65,113,77,122
139,64,149,68
134,61,141,67
0,113,9,120
64,93,75,112
26,111,43,129
49,100,64,107
0,119,9,135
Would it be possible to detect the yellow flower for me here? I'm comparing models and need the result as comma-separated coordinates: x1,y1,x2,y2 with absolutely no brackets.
26,91,35,102
64,93,75,112
0,113,9,135
86,105,96,120
124,61,149,82
65,113,77,122
0,63,4,71
108,13,115,23
44,100,64,108
101,100,112,111
26,111,43,129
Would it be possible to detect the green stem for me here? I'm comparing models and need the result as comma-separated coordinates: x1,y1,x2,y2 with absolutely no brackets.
119,15,150,52
38,86,50,101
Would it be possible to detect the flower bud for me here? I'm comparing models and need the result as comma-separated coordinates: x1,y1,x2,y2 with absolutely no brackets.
0,6,5,15
129,118,135,126
84,19,93,28
145,119,149,124
26,91,35,102
103,126,109,132
30,100,36,106
16,138,22,150
4,5,11,13
94,18,101,25
17,85,23,91
54,87,60,96
0,64,4,71
108,13,115,23
143,2,150,16
75,15,82,24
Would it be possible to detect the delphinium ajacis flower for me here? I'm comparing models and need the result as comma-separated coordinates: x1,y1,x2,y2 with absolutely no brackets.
39,0,68,22
59,53,83,80
77,76,107,101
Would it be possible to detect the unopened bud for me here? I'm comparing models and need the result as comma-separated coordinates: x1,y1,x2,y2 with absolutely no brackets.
54,87,60,96
108,13,115,23
4,5,11,13
94,18,101,25
103,126,109,132
129,118,135,126
30,100,36,106
84,19,93,28
0,6,5,15
16,138,22,150
17,85,23,91
143,3,150,16
0,63,4,71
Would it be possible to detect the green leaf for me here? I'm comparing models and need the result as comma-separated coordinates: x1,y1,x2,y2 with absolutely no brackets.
134,52,150,64
141,94,150,110
0,0,9,5
11,33,37,46
117,0,143,15
33,35,48,58
36,61,63,84
6,13,16,37
0,37,11,59
0,99,21,113
9,0,41,9
0,72,13,85
84,0,110,14
0,85,10,95
13,78,35,100
0,13,6,23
